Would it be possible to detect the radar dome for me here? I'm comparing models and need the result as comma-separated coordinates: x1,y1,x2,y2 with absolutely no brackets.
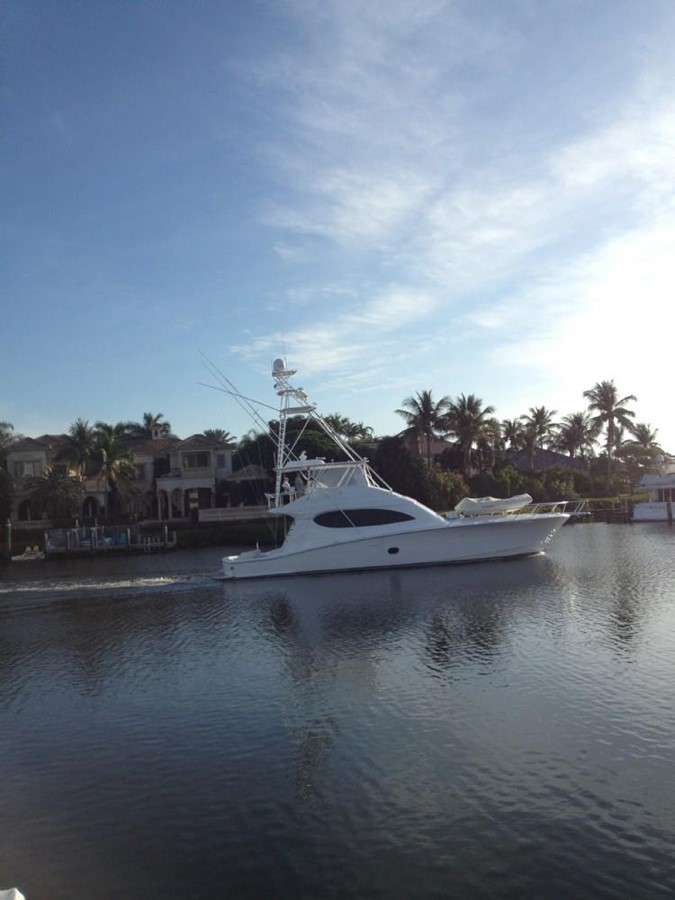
272,358,285,375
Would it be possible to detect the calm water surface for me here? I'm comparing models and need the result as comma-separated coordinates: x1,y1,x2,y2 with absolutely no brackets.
1,524,675,899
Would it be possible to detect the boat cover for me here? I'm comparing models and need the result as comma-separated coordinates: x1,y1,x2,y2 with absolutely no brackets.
0,890,26,900
455,493,533,516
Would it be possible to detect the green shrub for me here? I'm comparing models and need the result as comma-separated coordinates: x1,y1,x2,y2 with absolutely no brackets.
429,468,469,511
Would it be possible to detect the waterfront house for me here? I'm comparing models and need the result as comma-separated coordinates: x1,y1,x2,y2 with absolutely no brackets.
5,431,234,526
155,434,234,520
9,436,65,523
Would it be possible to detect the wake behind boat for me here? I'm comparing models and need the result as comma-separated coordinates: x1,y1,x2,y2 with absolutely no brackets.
222,360,582,580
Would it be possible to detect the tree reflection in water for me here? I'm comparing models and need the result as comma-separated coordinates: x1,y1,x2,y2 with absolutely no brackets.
425,601,507,674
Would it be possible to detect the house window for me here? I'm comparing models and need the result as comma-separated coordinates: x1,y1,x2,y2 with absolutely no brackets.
135,464,146,480
12,461,40,478
216,454,226,468
183,452,209,469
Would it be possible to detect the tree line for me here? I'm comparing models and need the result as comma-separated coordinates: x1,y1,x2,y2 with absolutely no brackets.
394,379,660,485
232,378,664,512
0,379,666,521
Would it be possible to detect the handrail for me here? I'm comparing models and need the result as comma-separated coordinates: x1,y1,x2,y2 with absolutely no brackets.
456,499,589,519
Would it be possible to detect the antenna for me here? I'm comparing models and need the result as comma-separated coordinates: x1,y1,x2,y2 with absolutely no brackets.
198,351,275,433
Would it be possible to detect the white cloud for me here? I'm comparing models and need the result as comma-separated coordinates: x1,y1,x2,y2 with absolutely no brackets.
235,0,675,446
550,97,675,197
273,242,308,263
231,285,439,378
264,167,435,244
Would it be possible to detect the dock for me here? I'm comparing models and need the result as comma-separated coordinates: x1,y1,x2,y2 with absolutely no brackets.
44,525,177,557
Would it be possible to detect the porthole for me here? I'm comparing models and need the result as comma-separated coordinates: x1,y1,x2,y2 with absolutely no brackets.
387,547,399,555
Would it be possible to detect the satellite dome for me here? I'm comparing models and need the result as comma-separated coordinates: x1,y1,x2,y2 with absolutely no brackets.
272,358,286,375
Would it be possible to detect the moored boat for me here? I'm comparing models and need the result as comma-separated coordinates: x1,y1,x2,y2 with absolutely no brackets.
633,459,675,522
221,359,583,580
11,545,45,562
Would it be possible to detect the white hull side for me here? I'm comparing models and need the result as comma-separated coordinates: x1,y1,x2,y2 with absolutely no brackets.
222,514,568,580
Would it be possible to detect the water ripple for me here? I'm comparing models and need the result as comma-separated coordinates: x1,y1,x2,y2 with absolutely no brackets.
2,527,675,898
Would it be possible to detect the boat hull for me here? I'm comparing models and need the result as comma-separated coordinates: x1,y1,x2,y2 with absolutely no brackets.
222,513,568,580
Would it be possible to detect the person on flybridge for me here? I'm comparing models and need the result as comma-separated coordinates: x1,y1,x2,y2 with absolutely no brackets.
282,477,293,503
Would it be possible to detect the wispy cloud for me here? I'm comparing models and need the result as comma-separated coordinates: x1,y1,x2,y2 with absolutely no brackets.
264,167,435,244
231,285,438,381
231,0,675,442
8,1,675,447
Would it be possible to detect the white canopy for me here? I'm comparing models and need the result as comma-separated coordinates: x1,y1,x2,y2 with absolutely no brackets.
455,493,533,516
282,458,326,471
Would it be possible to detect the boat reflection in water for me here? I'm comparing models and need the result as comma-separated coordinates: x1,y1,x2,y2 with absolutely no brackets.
225,554,552,652
223,556,557,801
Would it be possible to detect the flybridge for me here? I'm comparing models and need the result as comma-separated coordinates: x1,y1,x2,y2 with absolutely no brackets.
269,357,389,507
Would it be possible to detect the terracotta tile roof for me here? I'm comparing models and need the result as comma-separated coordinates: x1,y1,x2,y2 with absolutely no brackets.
508,448,587,472
132,437,180,454
175,434,233,449
36,433,67,444
9,436,56,452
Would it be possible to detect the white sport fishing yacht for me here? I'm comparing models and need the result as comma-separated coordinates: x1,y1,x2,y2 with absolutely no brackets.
222,359,581,580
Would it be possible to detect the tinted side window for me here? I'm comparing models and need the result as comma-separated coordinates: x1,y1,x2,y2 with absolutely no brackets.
313,509,415,528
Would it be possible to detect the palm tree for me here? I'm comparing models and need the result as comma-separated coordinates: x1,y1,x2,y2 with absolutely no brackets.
202,429,236,443
344,421,374,442
501,418,525,451
325,414,373,442
395,390,453,467
233,428,276,473
555,412,598,459
324,414,350,436
445,394,496,478
630,422,661,453
0,421,21,468
25,467,83,520
615,427,660,494
58,418,97,478
615,422,662,493
94,421,137,517
477,416,503,471
522,406,558,459
128,412,172,440
583,380,637,490
519,424,539,471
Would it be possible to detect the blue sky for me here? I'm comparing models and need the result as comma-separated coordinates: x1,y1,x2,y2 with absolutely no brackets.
3,0,674,451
